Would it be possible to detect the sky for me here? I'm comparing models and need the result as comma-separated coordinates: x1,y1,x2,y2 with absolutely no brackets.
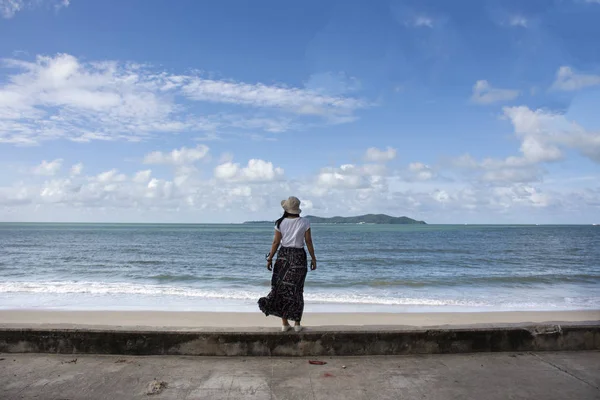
0,0,599,224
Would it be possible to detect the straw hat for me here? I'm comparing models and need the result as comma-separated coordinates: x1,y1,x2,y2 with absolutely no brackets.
281,196,301,214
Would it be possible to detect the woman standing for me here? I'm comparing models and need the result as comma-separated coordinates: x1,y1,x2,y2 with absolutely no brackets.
258,196,317,332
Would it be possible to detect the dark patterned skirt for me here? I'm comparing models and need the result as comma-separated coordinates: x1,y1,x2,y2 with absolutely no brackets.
258,246,308,322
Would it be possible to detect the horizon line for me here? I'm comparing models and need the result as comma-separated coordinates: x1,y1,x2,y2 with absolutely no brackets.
0,221,596,226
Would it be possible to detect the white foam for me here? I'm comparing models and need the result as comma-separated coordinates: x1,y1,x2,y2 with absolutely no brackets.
1,280,597,310
0,281,261,300
0,280,486,307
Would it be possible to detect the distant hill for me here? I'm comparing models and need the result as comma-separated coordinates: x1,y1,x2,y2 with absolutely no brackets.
305,214,426,225
243,214,426,225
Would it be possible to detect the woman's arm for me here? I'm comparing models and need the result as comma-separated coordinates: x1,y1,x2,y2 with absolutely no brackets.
305,228,317,270
266,230,282,270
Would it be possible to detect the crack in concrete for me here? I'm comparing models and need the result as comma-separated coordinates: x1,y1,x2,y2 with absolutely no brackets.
531,352,599,391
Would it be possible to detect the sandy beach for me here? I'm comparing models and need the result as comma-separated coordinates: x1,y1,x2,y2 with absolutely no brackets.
1,309,598,331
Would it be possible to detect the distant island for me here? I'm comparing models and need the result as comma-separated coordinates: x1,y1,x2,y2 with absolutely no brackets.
243,214,426,225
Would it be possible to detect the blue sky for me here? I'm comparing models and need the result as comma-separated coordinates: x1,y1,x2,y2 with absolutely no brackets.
0,0,599,223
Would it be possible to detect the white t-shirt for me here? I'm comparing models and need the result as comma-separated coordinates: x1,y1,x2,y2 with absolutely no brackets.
275,217,311,248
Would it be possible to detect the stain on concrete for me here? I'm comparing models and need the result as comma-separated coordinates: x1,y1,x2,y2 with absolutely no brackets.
0,323,598,357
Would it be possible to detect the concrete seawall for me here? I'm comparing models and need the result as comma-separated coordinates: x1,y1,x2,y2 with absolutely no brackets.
1,323,598,356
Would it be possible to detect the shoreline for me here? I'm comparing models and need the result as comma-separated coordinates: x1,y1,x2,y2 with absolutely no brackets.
1,309,598,331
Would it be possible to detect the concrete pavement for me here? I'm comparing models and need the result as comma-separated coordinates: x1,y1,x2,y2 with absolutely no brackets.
1,351,599,399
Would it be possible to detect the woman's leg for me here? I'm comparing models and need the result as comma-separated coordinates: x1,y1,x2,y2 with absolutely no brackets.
282,318,290,326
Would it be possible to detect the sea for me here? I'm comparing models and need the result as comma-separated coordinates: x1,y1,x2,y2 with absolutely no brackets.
0,223,598,313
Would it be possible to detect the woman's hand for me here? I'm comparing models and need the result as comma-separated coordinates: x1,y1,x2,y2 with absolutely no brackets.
310,259,317,271
266,258,273,271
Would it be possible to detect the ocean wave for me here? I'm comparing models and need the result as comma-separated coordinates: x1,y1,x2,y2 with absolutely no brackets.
356,248,472,255
0,280,490,307
147,274,201,282
127,260,164,265
1,243,40,248
307,273,600,288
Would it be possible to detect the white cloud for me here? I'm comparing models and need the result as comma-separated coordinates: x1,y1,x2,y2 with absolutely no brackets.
70,162,83,176
551,66,600,91
39,178,71,202
364,147,397,162
0,53,367,145
1,0,23,18
314,163,388,192
562,134,600,163
518,135,563,163
451,153,545,184
451,106,600,185
32,158,62,176
413,16,433,28
226,116,294,133
181,77,366,119
95,169,127,183
509,16,528,27
218,152,234,164
492,186,550,208
241,160,284,182
433,189,450,203
300,199,314,212
214,162,238,180
480,166,542,184
471,80,519,104
145,178,174,200
1,158,283,217
316,167,365,190
408,162,435,181
132,170,152,184
0,0,70,18
1,153,599,224
214,159,284,182
504,106,600,163
452,154,478,169
143,145,209,166
0,54,198,144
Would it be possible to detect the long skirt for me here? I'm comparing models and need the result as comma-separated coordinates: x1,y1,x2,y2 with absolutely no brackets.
258,246,308,322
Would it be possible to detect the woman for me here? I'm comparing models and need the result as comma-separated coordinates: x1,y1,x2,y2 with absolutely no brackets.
258,196,317,332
